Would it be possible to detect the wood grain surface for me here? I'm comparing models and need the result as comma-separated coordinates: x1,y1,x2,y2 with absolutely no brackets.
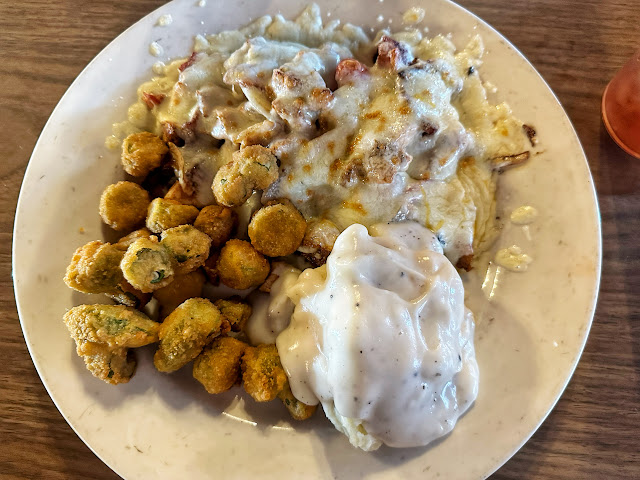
1,1,638,478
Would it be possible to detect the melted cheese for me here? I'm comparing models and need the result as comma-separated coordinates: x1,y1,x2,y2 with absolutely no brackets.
112,4,530,264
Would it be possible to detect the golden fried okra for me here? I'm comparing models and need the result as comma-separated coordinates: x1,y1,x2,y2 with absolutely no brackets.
115,228,152,250
154,298,225,373
214,298,252,332
63,304,160,349
160,225,211,275
193,337,248,394
64,241,124,294
298,218,340,267
99,181,150,231
106,280,152,309
248,202,307,257
217,239,270,290
153,270,206,318
121,237,175,292
212,145,279,207
146,198,200,233
81,343,136,385
193,205,237,248
278,383,317,421
121,131,168,178
241,344,287,402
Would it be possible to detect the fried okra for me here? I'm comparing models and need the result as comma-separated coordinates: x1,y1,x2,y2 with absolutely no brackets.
115,228,152,250
217,239,270,290
99,181,150,231
248,202,307,257
64,241,124,294
298,218,340,266
63,305,159,385
121,132,168,178
214,298,252,332
121,237,175,292
160,225,211,275
154,298,226,372
153,270,206,318
241,344,287,402
212,145,279,207
82,344,136,385
106,280,152,309
193,337,248,394
278,383,317,421
146,198,200,233
193,205,237,248
63,304,160,349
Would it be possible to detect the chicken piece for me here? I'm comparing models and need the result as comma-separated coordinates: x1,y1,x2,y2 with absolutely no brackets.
81,343,136,385
64,241,124,295
297,218,340,267
154,298,225,373
248,202,307,257
192,337,248,394
63,304,160,350
241,344,287,402
212,146,279,207
278,383,317,421
115,228,152,251
99,181,150,232
160,225,212,275
106,280,152,309
121,132,168,178
214,298,252,332
375,35,412,71
146,198,200,234
217,239,270,290
120,237,175,292
193,205,237,248
153,270,206,318
335,59,369,87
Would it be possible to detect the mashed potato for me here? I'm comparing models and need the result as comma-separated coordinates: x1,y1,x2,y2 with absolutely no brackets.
276,222,479,449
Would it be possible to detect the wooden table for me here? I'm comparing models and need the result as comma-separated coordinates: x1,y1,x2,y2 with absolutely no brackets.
1,1,638,478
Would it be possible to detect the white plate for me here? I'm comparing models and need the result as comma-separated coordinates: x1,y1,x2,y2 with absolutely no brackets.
13,0,601,478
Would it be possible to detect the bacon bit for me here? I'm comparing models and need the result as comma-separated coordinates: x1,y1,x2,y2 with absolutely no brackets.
421,122,438,136
491,151,530,171
456,254,474,271
302,164,312,173
178,52,197,72
376,35,411,71
335,59,369,87
364,111,383,120
522,124,538,146
327,141,335,155
142,92,165,109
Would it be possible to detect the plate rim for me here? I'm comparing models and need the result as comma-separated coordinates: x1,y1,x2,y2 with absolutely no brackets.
12,0,602,478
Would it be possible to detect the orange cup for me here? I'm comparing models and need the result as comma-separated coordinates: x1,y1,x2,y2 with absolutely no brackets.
602,49,640,159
